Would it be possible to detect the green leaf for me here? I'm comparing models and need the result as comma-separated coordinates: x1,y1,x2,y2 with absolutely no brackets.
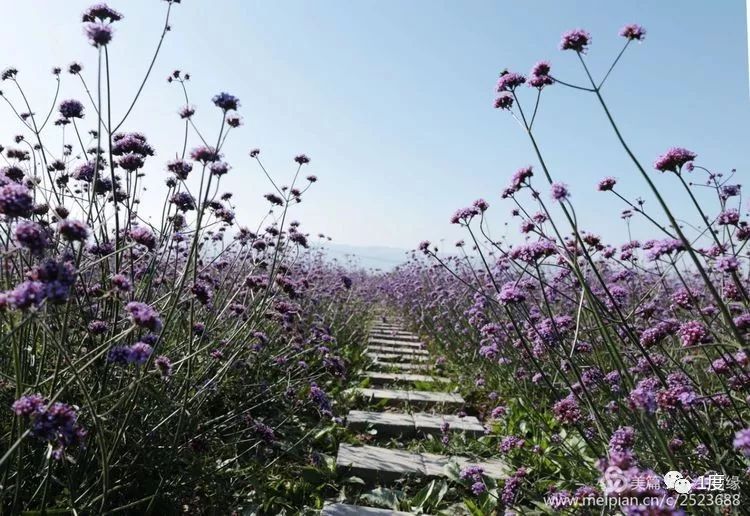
360,487,401,510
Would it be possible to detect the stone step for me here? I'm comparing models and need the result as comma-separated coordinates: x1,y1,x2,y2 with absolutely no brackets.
368,338,424,348
347,410,484,437
367,345,429,356
361,372,450,386
321,502,418,515
369,361,429,372
413,413,484,436
369,331,419,340
346,388,464,408
367,352,429,363
346,410,415,436
336,444,507,483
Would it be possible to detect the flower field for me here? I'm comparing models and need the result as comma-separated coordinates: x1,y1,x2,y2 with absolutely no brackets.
1,2,748,515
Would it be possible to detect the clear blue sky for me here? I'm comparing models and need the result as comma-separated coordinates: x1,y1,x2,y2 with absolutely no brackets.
1,1,748,251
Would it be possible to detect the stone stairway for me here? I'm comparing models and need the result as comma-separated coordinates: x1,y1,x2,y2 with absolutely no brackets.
324,315,507,515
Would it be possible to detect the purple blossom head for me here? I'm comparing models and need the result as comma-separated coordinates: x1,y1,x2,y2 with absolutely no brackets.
734,428,750,457
494,92,514,110
597,177,617,191
0,183,34,218
190,145,220,163
294,154,311,165
57,219,89,242
550,182,569,201
154,355,173,377
678,320,709,347
559,29,591,52
129,226,157,250
82,3,123,23
653,147,696,173
128,342,153,365
84,22,113,46
498,282,525,304
59,99,85,119
619,24,646,41
11,394,46,416
496,71,526,92
14,221,49,254
166,159,193,180
212,92,240,111
528,61,554,88
209,161,230,176
125,301,162,332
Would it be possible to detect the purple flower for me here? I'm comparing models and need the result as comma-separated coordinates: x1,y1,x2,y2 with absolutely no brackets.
0,183,33,217
294,154,311,165
528,61,554,88
58,219,89,242
117,153,145,171
129,342,153,365
550,182,569,201
209,162,230,176
14,221,49,254
129,226,157,249
450,206,480,225
496,71,526,92
494,92,514,110
125,302,162,332
84,22,113,46
733,428,750,456
717,209,740,226
559,29,591,52
154,355,173,377
170,191,196,212
609,426,635,452
166,159,193,180
112,132,154,157
59,99,85,119
309,382,332,417
82,3,123,23
499,435,525,453
471,481,486,495
212,92,240,111
597,177,617,191
678,320,709,347
498,282,525,304
459,465,484,482
716,256,739,273
190,146,220,163
8,281,46,310
553,395,581,425
619,24,646,41
12,394,86,459
654,147,696,172
11,394,46,416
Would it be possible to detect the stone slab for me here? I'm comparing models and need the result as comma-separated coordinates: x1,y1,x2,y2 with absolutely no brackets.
346,388,411,403
361,372,450,386
367,352,429,363
366,345,429,356
407,390,464,407
369,361,429,372
336,444,508,483
346,410,415,436
336,444,423,483
321,503,417,516
369,338,424,348
412,413,484,436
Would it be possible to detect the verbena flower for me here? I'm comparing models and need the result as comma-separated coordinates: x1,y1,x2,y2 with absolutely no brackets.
619,24,646,41
559,29,591,52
